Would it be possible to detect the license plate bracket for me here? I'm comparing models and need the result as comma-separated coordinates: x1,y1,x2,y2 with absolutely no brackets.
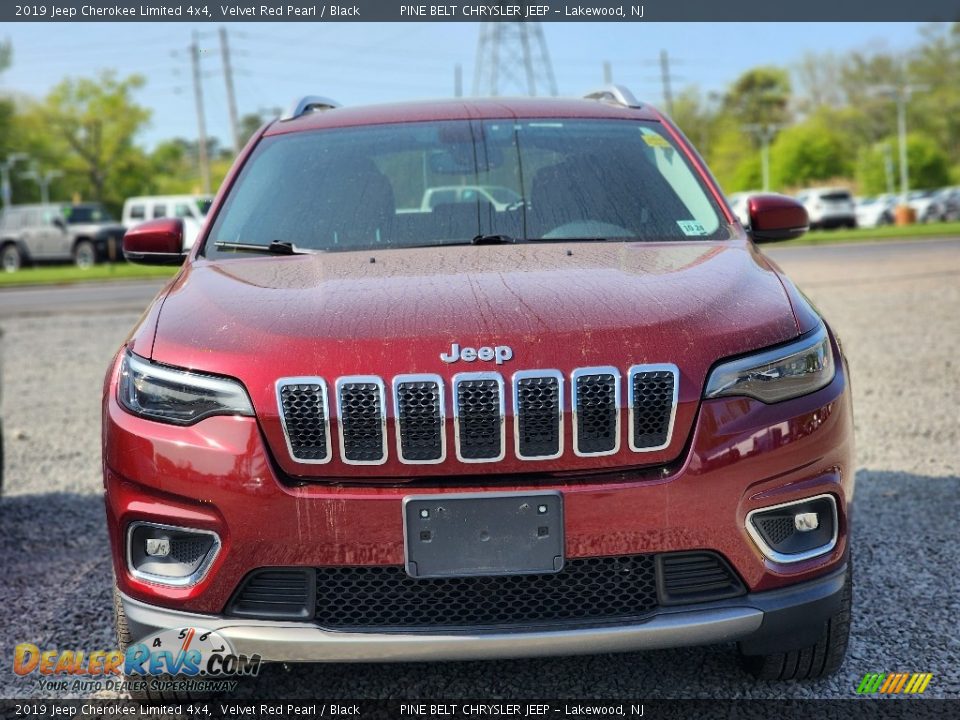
402,491,564,578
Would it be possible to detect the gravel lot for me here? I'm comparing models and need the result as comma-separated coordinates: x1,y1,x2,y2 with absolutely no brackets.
1,239,958,700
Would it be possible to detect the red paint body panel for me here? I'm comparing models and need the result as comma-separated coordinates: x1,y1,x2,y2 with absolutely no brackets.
147,240,797,479
103,337,854,614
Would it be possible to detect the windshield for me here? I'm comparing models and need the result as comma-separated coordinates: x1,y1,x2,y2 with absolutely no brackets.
65,204,114,224
204,118,728,256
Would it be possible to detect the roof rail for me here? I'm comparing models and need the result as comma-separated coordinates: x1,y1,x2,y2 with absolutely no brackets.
583,84,642,109
280,96,342,122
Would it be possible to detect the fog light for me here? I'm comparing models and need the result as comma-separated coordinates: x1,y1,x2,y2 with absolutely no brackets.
127,522,220,587
746,494,837,564
145,537,171,557
794,512,819,532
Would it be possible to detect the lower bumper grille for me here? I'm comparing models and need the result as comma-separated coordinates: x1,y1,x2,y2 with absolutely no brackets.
227,552,744,630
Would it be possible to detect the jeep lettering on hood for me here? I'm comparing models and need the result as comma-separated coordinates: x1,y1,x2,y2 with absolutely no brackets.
143,241,798,480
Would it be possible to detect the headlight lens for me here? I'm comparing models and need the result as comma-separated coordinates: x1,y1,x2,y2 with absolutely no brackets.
704,324,835,403
118,350,254,425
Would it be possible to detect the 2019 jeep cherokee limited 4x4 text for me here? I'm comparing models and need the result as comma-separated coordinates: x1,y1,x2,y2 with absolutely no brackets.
104,86,854,692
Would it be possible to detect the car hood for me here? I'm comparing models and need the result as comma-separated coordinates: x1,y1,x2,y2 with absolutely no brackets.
148,241,799,480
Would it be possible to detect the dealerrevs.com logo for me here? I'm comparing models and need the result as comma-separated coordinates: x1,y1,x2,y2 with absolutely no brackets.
14,627,261,694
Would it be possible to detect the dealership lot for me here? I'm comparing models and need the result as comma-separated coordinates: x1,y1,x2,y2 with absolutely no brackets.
0,239,958,699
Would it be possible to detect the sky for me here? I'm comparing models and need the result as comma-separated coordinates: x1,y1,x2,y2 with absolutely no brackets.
1,22,927,148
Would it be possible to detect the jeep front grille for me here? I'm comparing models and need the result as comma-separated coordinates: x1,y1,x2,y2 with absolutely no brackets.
276,364,679,467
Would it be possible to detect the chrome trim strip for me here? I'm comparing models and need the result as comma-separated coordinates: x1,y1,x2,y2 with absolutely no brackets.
571,366,621,457
393,374,446,465
125,522,221,588
275,377,332,465
119,590,763,662
452,371,506,463
335,375,388,466
512,369,565,461
745,493,839,564
627,363,680,453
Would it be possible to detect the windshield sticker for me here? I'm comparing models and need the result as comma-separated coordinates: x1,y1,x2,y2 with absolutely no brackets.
642,133,671,148
677,220,708,236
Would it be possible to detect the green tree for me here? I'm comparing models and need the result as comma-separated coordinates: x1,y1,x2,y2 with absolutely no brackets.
22,71,152,210
855,133,951,195
769,112,855,190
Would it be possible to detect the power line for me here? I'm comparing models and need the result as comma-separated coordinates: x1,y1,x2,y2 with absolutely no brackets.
473,22,557,97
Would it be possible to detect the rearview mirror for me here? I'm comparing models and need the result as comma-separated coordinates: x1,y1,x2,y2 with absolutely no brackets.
747,194,809,243
123,218,186,265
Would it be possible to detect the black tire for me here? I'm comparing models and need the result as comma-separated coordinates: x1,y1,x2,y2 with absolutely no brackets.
113,586,208,702
1,244,22,273
738,561,852,681
74,239,96,269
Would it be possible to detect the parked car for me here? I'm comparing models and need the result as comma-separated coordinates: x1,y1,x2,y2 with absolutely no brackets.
726,191,763,227
906,190,944,223
854,194,896,228
121,195,212,250
419,185,522,212
0,203,126,272
795,188,857,229
931,187,960,222
108,87,853,699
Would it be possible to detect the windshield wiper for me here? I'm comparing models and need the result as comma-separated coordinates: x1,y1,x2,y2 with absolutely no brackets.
213,240,321,255
471,233,521,245
526,237,613,243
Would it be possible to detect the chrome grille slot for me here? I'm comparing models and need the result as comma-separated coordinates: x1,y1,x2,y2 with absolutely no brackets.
628,364,678,452
336,377,387,465
572,367,620,456
394,375,445,463
454,373,505,462
277,378,331,463
514,371,563,460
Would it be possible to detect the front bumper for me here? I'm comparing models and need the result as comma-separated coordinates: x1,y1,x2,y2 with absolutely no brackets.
119,563,847,662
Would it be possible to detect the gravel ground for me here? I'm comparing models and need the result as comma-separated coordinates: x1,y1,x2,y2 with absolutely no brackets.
0,239,958,700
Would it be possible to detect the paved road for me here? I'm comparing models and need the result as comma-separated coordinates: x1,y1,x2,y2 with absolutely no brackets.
0,237,956,318
0,279,167,318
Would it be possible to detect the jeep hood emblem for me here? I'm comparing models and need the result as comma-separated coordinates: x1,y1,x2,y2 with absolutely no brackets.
441,343,513,365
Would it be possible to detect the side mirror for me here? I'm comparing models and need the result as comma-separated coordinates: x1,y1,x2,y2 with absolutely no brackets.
747,194,809,243
123,218,186,265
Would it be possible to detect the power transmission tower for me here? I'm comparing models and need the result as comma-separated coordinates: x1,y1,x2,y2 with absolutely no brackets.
659,49,675,116
190,31,211,195
219,27,241,155
473,22,558,97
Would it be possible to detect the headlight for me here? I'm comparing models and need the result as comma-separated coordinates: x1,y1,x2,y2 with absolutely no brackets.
118,349,254,425
704,324,835,404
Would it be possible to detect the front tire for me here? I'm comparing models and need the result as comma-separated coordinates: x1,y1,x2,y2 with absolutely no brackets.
113,586,209,702
738,561,852,681
74,240,96,269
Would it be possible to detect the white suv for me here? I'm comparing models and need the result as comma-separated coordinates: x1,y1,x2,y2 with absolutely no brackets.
795,188,857,230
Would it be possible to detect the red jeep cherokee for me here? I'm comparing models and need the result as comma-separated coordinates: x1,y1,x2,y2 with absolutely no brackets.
105,86,854,688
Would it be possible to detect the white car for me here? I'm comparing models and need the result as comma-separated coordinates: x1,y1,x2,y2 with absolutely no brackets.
726,191,763,227
122,195,213,249
854,195,895,228
907,190,944,223
795,188,857,230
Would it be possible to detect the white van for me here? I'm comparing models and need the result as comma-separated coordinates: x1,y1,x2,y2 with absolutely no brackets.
122,195,213,249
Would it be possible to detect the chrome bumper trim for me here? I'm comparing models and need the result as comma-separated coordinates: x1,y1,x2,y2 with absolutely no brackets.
119,592,762,663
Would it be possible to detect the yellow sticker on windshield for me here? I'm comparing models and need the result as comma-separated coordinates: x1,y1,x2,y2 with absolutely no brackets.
643,134,671,148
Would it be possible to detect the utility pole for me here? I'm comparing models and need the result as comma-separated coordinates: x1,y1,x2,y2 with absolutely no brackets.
0,152,28,208
871,83,928,205
742,123,783,192
473,22,558,97
190,32,211,195
454,63,463,98
659,49,674,116
603,61,613,85
219,27,241,156
20,167,62,204
882,143,896,197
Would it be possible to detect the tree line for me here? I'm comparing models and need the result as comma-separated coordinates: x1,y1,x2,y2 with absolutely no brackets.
1,24,958,216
